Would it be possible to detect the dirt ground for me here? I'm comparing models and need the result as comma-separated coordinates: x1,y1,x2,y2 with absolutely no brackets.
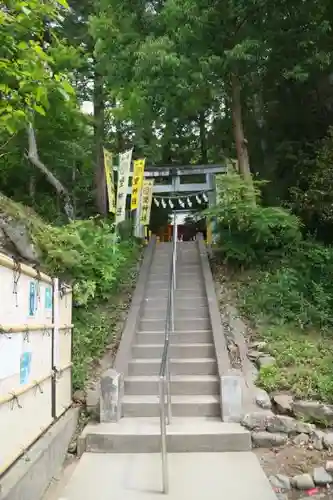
255,445,333,499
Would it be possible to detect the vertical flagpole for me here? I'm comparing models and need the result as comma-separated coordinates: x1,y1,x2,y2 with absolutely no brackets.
135,190,142,238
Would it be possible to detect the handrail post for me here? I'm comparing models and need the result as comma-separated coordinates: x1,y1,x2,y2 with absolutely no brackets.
159,375,169,494
173,210,177,290
159,192,178,494
166,356,172,425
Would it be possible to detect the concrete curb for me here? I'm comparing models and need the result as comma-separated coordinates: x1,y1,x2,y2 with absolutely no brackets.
98,237,157,425
0,408,79,500
113,236,156,377
197,237,244,423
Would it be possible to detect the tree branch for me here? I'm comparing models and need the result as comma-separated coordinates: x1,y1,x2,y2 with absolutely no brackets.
26,123,74,220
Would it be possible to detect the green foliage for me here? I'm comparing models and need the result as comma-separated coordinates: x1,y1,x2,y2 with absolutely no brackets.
206,173,302,266
291,127,333,231
0,197,141,390
32,217,141,388
71,243,140,390
213,173,333,402
255,325,333,405
0,0,74,134
239,240,333,330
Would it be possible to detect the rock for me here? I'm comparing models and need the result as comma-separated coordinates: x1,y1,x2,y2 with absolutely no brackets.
297,494,326,500
267,415,297,434
249,341,267,350
248,350,265,361
73,390,86,404
312,429,325,451
251,431,287,448
325,461,333,472
275,494,288,500
292,400,333,425
0,218,41,263
68,440,77,454
273,394,293,414
293,433,309,446
313,438,324,451
323,432,333,449
269,474,291,491
86,387,100,420
257,356,276,368
255,389,272,410
295,421,315,434
241,411,274,431
291,473,315,490
86,386,99,407
312,467,333,486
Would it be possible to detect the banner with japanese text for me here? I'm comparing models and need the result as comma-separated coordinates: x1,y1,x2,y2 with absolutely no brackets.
139,179,154,226
103,148,116,213
131,159,145,210
115,149,133,225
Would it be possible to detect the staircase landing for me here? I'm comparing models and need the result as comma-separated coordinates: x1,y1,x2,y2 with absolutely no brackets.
53,451,277,500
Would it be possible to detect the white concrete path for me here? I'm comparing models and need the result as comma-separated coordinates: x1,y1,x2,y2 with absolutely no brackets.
54,452,277,500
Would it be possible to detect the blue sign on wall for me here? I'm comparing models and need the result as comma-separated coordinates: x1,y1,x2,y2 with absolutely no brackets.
45,287,52,310
20,352,32,385
29,281,36,316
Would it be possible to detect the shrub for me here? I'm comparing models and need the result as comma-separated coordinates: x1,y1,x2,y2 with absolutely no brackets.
206,173,302,266
36,217,141,389
241,242,333,329
210,172,333,331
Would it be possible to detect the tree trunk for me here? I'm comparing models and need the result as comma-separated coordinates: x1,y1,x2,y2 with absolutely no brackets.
199,111,208,164
231,73,253,185
29,175,36,205
93,68,107,215
26,124,74,219
72,162,77,220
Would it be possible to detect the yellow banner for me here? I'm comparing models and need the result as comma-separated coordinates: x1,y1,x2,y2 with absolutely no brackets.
131,158,145,210
103,148,116,213
140,179,154,226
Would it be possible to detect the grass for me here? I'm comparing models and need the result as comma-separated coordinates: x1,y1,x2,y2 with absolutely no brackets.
72,256,141,390
254,323,333,403
216,265,333,405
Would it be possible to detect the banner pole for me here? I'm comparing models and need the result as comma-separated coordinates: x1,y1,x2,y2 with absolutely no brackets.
135,191,142,238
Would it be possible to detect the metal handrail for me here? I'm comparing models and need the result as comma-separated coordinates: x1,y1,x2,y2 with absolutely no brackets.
159,229,176,494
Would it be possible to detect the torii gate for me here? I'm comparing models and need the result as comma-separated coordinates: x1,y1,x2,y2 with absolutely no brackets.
127,163,226,241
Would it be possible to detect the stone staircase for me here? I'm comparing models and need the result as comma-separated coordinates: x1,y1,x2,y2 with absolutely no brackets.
80,241,250,453
57,240,279,500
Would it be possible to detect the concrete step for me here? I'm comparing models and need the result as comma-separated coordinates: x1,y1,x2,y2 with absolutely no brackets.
139,318,211,332
146,280,204,288
174,289,206,298
136,331,213,344
142,306,209,319
122,395,220,417
145,288,207,304
144,289,169,298
124,375,219,395
143,296,208,308
132,343,215,359
128,358,217,376
80,417,251,454
176,264,201,270
145,287,206,297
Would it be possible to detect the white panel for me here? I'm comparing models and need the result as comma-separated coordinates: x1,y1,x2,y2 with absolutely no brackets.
58,330,72,368
55,368,72,418
0,331,52,397
59,289,72,326
0,378,52,475
0,266,53,326
0,256,72,476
